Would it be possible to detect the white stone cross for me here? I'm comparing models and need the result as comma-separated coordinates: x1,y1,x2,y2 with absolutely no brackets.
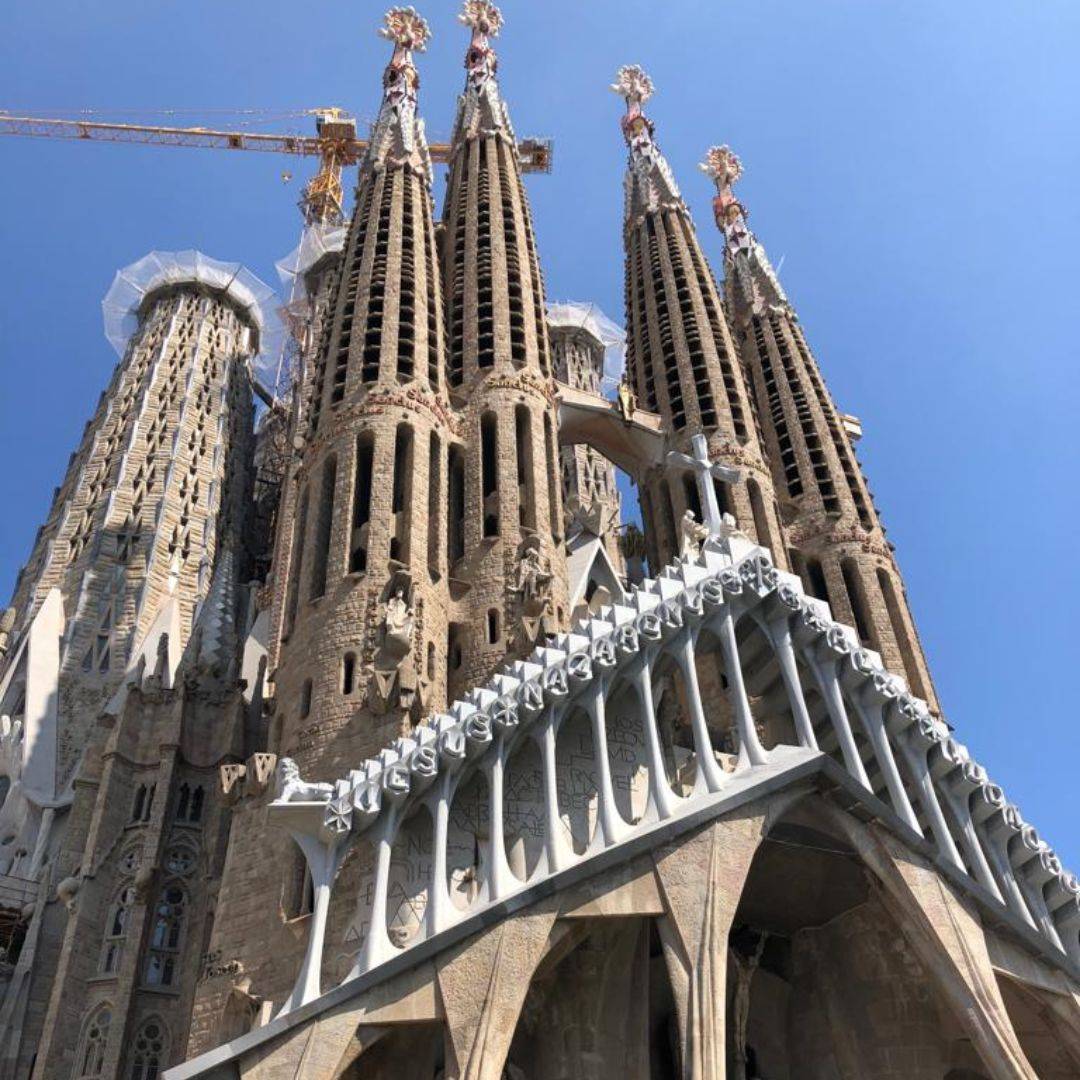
666,433,743,534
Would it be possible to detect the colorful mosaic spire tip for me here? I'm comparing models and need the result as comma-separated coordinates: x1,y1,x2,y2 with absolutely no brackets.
379,6,432,51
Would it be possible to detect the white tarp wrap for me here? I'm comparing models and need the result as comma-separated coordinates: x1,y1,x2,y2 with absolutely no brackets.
101,249,283,379
546,300,627,387
275,222,347,301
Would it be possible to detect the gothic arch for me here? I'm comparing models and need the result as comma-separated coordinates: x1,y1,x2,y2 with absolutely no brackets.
73,1003,112,1080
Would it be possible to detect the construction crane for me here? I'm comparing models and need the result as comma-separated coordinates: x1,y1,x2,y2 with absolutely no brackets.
0,109,554,225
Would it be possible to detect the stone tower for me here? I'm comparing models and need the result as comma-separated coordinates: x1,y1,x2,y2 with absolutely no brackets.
0,251,268,1079
0,250,261,805
547,307,625,576
441,0,568,698
702,145,939,710
613,66,787,573
271,6,451,778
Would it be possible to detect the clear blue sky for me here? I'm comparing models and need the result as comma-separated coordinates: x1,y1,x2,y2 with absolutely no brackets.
2,1,1078,863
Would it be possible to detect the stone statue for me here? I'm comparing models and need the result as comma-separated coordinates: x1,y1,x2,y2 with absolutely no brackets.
616,376,637,420
718,511,749,543
0,607,14,660
382,586,415,657
679,509,709,561
515,543,554,617
274,758,334,804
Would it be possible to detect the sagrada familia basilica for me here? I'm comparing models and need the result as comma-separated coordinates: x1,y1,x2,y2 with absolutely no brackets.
0,4,1077,1078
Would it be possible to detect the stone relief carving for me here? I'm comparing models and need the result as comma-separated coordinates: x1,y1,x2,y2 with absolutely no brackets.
512,535,557,644
371,572,420,714
679,509,710,561
275,757,334,804
0,606,15,660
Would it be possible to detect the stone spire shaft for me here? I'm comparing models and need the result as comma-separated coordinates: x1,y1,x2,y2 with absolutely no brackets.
441,2,568,696
613,67,786,573
702,145,938,709
273,7,453,775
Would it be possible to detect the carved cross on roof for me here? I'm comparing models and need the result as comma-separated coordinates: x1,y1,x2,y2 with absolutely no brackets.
666,433,743,535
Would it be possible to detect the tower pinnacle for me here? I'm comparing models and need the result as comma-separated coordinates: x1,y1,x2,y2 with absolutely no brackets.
453,0,513,138
612,65,681,220
367,6,433,174
700,144,788,320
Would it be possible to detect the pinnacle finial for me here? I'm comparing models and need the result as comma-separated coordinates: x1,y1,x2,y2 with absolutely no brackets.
700,145,743,191
458,0,503,37
379,6,432,52
611,65,654,109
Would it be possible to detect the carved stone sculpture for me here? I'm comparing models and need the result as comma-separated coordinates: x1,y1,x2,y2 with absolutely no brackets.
0,607,14,660
513,537,557,644
274,758,334,804
382,586,415,660
679,509,709,561
616,376,637,419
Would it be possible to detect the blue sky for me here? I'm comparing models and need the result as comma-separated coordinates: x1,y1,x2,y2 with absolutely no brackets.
1,1,1078,862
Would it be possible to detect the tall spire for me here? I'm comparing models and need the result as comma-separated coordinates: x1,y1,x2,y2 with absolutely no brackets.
611,65,681,222
701,144,940,710
700,145,788,322
366,6,433,177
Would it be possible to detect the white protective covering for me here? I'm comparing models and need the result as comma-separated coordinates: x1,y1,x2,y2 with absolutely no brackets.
275,222,347,302
546,300,627,389
101,249,283,380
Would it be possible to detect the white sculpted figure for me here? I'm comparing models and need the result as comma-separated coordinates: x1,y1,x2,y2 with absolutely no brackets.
515,544,554,616
679,509,709,561
383,586,415,655
275,758,334,804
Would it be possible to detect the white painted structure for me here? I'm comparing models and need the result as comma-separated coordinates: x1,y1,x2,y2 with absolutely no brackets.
267,526,1080,1017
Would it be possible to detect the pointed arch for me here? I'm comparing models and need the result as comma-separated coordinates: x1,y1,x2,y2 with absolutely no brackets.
74,1004,112,1079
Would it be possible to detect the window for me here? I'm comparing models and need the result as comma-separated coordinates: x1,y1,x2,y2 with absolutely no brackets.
174,783,203,825
840,558,873,646
163,844,196,877
480,413,499,538
283,850,313,920
76,1006,111,1078
427,432,441,579
426,641,436,681
350,433,375,573
308,456,337,600
682,473,702,523
342,653,356,696
747,478,771,548
486,609,499,645
544,413,560,540
284,487,309,635
390,424,414,563
144,885,185,987
514,406,536,530
805,558,830,605
100,887,134,974
129,1019,167,1080
447,444,466,565
300,679,313,719
131,784,154,824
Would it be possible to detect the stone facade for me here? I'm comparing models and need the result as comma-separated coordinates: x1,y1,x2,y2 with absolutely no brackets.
0,4,1074,1079
0,254,265,1079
